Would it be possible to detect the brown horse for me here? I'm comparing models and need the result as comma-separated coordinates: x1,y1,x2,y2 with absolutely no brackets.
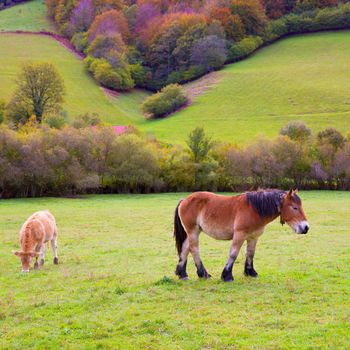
13,210,59,272
173,189,309,282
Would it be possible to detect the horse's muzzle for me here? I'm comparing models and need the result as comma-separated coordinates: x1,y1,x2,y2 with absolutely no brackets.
297,221,309,234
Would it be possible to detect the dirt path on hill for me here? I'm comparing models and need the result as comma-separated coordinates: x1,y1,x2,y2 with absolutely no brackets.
184,71,223,102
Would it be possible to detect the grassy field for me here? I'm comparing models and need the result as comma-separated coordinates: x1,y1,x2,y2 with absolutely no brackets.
0,33,148,125
0,0,55,32
1,192,349,349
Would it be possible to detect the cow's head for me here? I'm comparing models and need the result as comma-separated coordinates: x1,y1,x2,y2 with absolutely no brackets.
13,251,39,272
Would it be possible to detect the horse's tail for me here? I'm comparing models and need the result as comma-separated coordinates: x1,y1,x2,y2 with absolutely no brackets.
174,200,187,256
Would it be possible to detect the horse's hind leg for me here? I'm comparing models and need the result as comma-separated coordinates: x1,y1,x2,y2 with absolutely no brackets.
244,238,258,277
188,228,211,279
175,238,190,280
221,233,245,282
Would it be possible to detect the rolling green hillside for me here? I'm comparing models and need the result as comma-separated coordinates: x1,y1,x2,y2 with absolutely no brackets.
1,0,350,144
0,0,55,32
0,33,148,124
141,31,350,144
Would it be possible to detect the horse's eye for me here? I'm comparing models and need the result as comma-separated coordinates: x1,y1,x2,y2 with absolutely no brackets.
292,206,298,211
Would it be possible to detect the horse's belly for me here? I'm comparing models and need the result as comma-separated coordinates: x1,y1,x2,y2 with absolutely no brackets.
200,223,233,240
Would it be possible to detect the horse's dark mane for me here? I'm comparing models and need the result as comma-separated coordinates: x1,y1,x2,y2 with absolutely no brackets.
246,189,286,218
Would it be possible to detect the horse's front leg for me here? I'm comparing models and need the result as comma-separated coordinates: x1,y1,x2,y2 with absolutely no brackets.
244,238,258,277
221,233,245,282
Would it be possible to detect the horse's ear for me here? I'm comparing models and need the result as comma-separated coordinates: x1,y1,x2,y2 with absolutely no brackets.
293,188,298,194
287,189,293,198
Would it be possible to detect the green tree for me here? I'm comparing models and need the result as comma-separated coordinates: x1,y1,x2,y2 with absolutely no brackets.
0,100,5,124
8,62,65,124
187,127,212,162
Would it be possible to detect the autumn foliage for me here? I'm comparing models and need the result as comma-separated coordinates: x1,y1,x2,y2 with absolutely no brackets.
46,0,349,90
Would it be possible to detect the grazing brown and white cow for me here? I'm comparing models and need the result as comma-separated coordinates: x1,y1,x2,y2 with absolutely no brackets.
13,210,59,272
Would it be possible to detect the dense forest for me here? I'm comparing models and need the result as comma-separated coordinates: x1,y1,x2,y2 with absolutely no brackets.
46,0,350,90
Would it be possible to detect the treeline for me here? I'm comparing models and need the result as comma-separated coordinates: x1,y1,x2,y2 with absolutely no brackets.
0,0,23,10
45,0,350,91
1,121,350,198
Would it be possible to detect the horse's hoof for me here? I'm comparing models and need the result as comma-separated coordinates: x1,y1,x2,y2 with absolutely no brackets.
40,259,44,266
223,278,234,282
180,276,189,281
244,269,258,277
221,275,234,282
34,262,39,270
53,257,59,265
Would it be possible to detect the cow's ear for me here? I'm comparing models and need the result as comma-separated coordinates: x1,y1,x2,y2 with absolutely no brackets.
30,252,40,257
12,250,21,256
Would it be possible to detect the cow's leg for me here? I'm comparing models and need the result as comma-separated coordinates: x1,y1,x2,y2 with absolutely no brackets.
221,233,245,282
40,243,46,266
51,237,58,264
33,243,42,270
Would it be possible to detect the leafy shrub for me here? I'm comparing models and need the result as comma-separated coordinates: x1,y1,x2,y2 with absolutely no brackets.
228,36,263,61
129,64,150,87
280,121,312,143
84,56,134,90
71,32,88,52
0,100,5,124
43,112,67,129
263,18,289,42
72,113,101,128
141,84,188,118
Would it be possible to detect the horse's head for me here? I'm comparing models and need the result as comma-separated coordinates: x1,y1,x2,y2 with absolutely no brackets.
13,251,39,272
280,189,309,234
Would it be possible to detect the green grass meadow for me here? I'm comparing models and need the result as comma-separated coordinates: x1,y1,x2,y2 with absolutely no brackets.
1,192,349,349
0,0,55,32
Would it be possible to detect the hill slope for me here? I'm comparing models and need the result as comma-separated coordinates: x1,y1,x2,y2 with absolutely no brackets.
0,0,55,32
1,0,350,145
142,31,350,144
0,33,147,124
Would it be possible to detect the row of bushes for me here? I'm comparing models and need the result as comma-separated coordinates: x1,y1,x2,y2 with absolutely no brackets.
1,122,350,198
227,3,350,63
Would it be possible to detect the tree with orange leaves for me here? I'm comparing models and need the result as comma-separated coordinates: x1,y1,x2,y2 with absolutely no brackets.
231,0,267,35
88,9,129,42
210,7,245,41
